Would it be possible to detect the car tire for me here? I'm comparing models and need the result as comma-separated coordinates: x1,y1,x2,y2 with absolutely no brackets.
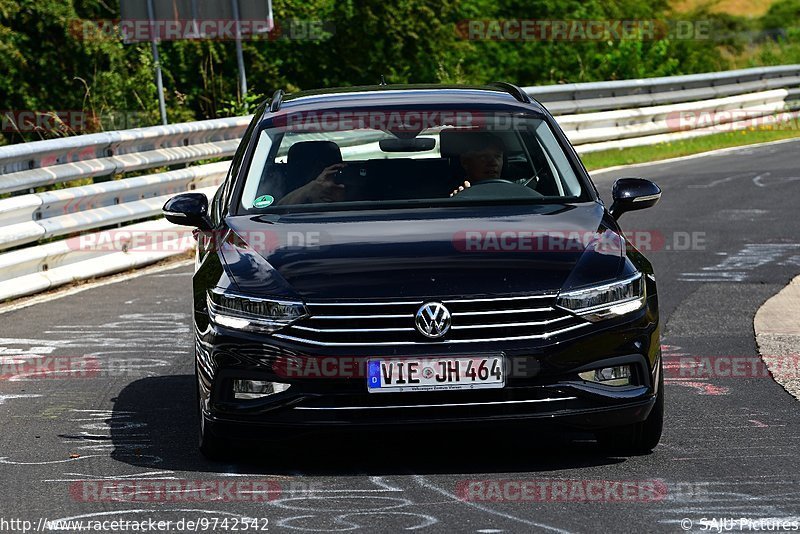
199,411,231,461
196,369,232,461
596,362,664,455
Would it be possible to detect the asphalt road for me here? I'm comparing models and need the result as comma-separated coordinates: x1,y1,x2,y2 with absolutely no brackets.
1,139,800,533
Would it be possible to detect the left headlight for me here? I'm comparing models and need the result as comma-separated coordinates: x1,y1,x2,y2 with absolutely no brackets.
556,272,645,322
207,289,307,334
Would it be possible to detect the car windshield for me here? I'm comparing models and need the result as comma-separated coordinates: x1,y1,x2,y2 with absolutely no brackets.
237,109,587,212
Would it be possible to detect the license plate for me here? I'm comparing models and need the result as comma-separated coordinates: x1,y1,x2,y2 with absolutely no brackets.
367,355,505,393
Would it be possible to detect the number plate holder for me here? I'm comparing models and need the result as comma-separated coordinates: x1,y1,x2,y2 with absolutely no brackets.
367,354,506,393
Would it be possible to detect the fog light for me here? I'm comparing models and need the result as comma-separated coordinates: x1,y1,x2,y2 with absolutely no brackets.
233,379,291,400
578,365,632,386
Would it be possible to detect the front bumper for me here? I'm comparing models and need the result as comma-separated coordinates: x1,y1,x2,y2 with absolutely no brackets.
195,303,661,434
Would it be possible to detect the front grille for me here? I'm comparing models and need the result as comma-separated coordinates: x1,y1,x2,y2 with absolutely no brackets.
273,293,590,346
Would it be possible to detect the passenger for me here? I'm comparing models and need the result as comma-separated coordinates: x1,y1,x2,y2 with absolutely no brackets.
278,162,347,205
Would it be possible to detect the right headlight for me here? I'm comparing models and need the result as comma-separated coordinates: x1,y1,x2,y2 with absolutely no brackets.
556,272,645,322
207,289,307,334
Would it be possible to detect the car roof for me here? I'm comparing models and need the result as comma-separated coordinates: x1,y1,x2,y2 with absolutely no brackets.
268,84,548,116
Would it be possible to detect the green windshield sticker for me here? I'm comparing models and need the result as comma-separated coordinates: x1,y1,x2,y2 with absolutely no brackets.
253,194,274,208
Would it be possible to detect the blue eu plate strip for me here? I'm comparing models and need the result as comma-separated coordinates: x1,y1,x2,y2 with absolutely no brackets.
367,361,382,389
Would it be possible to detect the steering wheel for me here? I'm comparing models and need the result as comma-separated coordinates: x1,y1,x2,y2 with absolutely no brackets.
451,178,543,199
470,179,515,186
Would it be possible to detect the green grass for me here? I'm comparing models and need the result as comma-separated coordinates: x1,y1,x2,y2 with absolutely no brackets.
581,125,800,171
670,0,776,16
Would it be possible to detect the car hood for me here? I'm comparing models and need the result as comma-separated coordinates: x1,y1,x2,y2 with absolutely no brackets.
219,203,625,300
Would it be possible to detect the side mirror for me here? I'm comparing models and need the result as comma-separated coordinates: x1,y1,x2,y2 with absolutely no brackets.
609,178,661,220
162,193,212,230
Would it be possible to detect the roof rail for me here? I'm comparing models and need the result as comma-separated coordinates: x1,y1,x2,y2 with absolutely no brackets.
269,89,285,112
488,82,531,104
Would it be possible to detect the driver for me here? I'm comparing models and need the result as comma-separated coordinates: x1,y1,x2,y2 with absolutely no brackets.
450,133,504,197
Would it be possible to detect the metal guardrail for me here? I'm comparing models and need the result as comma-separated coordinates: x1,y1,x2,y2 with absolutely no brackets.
1,65,799,302
524,65,800,106
0,162,228,250
0,116,250,193
564,88,800,152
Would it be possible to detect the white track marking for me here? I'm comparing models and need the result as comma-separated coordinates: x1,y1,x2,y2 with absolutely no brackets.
0,394,42,405
413,475,573,534
680,243,800,282
687,172,754,189
0,455,105,465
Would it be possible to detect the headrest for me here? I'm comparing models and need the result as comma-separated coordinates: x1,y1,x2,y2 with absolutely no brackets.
286,141,343,184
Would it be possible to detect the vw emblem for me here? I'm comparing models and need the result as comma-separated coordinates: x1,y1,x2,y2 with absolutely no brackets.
415,302,451,339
